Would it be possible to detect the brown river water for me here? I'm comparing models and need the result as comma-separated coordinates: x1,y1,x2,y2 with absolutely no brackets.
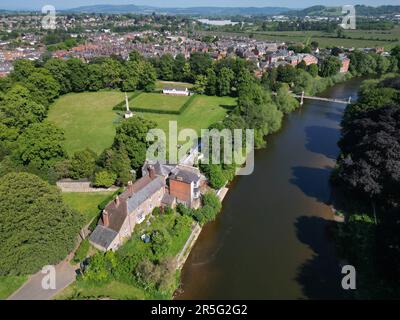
176,78,364,300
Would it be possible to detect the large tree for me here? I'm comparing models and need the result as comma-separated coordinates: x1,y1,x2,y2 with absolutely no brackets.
0,172,83,275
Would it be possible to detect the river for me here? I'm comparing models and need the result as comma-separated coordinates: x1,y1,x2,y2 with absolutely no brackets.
176,78,364,300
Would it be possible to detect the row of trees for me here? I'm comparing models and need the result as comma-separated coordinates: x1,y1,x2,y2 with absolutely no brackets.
334,75,400,298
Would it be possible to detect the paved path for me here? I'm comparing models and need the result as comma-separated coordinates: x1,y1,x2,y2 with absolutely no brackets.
8,261,76,300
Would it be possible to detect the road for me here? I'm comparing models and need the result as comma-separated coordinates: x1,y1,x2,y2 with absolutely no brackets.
8,261,76,300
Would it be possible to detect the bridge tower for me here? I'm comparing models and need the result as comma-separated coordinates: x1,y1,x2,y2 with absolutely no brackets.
348,96,352,104
300,91,304,106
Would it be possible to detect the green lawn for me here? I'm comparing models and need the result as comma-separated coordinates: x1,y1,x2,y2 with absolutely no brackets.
137,95,237,136
0,276,28,300
131,92,190,112
155,80,193,90
48,91,125,155
55,281,147,300
62,192,114,224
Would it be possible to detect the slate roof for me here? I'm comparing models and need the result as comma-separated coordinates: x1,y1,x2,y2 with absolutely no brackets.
127,176,165,213
170,166,201,185
89,225,118,250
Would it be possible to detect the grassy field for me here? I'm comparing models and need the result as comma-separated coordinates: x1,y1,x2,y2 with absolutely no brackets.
155,80,193,90
48,91,125,155
206,26,400,49
62,192,114,224
0,276,27,300
55,281,148,300
48,90,236,156
131,92,190,112
137,95,237,135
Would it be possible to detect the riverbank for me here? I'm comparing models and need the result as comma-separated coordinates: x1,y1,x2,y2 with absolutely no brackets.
176,77,365,299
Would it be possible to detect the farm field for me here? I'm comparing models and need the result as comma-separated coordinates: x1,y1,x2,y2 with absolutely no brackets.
206,26,400,49
48,91,125,155
62,192,114,224
136,95,237,135
131,92,190,112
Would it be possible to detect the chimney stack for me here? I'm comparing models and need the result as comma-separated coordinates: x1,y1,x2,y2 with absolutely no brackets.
102,210,109,227
114,195,120,207
148,165,156,179
127,181,134,193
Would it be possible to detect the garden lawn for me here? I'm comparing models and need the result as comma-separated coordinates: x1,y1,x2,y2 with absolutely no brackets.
137,95,237,136
0,276,28,300
48,91,125,155
131,92,190,112
55,281,147,300
155,80,193,90
62,192,114,224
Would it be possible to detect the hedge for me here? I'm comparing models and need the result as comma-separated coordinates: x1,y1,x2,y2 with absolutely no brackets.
132,94,197,115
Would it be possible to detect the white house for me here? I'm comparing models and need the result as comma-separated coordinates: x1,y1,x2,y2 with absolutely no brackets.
162,87,189,96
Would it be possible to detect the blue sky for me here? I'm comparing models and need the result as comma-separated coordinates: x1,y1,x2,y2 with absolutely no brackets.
0,1,398,10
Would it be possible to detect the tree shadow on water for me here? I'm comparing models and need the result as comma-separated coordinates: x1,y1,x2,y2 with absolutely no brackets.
290,166,333,205
305,126,340,160
294,216,353,300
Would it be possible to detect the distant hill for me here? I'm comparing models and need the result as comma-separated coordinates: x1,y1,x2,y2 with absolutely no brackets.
65,5,292,16
287,5,400,17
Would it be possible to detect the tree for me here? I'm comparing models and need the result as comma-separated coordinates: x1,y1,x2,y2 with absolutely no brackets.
296,60,307,70
307,63,319,77
93,170,117,188
87,64,104,91
193,74,207,94
319,56,341,77
14,122,67,170
11,59,35,82
0,172,83,275
276,64,296,84
159,53,175,81
275,83,299,114
0,84,46,131
112,117,157,170
44,58,72,94
173,53,186,82
205,68,217,96
217,67,234,96
70,148,97,179
97,147,133,186
137,60,156,92
151,229,171,258
121,60,140,92
25,71,61,107
203,164,226,189
189,52,213,80
66,58,89,92
101,58,122,89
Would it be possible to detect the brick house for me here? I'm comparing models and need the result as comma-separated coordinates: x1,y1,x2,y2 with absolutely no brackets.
90,163,203,251
339,56,350,73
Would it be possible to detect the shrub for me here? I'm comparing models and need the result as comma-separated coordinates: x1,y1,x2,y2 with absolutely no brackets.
93,170,117,188
73,239,90,264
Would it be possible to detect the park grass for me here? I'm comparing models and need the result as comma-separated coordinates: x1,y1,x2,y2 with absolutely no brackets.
0,276,28,300
155,80,193,90
131,92,190,112
55,281,148,300
137,95,237,136
48,91,125,155
62,192,114,224
207,26,400,49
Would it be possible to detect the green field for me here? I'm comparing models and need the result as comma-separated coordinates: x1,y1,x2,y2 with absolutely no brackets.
131,92,190,112
136,95,236,135
62,192,114,224
55,281,147,300
48,91,125,155
207,26,400,49
155,80,193,90
48,90,236,157
0,276,27,300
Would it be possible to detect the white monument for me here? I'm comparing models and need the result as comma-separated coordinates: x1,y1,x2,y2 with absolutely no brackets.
124,93,133,119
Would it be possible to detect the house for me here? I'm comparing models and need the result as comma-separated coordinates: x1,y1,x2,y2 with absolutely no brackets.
162,87,189,96
89,166,166,251
339,56,350,73
90,162,204,251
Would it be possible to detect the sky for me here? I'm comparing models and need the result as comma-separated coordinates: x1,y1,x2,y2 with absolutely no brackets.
0,0,398,11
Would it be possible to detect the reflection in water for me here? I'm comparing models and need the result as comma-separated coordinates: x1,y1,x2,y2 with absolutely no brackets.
176,78,363,300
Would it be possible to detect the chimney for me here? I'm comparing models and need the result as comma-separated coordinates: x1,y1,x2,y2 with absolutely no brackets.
102,210,109,227
127,181,134,193
114,195,120,207
148,165,156,179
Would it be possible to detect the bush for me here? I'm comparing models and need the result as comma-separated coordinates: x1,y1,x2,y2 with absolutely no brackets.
93,170,117,188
